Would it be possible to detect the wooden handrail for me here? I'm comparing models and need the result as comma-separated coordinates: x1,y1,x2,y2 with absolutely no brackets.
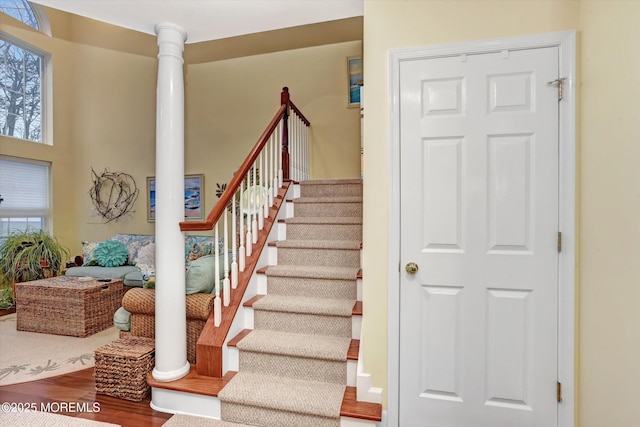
289,100,310,126
180,103,287,232
180,87,309,232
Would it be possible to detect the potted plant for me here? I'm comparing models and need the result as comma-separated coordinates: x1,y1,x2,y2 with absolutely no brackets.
0,230,70,302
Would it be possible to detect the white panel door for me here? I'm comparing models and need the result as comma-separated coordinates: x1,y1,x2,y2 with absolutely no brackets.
399,47,559,427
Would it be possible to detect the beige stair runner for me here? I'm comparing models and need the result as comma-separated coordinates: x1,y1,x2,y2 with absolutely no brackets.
218,179,362,427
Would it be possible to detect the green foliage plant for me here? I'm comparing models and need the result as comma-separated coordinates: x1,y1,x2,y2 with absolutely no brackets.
0,229,69,284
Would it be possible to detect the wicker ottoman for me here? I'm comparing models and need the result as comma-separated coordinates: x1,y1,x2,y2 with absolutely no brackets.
95,336,155,401
16,276,124,337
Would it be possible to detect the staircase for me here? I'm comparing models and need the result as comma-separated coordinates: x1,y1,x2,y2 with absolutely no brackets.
222,178,377,426
148,179,381,426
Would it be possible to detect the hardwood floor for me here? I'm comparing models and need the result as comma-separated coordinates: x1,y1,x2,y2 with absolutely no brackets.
0,368,172,426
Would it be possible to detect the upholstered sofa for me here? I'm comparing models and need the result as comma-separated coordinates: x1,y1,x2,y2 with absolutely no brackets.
65,233,220,287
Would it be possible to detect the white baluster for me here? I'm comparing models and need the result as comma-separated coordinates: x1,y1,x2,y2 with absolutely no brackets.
214,222,221,327
304,122,308,180
231,188,238,288
273,126,279,197
252,163,258,244
223,210,230,306
269,134,275,207
263,146,270,220
246,174,253,257
295,116,299,181
278,120,283,187
258,151,264,231
239,179,246,270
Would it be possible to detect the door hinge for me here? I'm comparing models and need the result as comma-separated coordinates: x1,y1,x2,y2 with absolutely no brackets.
548,77,567,101
557,381,562,403
557,232,562,252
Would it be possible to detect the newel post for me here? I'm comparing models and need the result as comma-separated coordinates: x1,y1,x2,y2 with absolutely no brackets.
281,87,290,181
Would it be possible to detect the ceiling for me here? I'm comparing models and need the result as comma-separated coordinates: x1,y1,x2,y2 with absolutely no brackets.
29,0,364,44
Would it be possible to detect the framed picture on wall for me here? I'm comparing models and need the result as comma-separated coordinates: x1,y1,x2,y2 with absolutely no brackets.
147,174,204,222
347,56,363,107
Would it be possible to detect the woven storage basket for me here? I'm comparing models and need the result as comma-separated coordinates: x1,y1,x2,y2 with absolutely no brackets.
95,336,155,401
15,276,124,337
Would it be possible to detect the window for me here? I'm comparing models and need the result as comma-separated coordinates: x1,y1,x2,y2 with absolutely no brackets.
0,36,43,142
0,0,39,30
0,156,50,237
0,1,50,143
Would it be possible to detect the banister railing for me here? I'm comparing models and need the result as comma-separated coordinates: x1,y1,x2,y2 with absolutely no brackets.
179,87,310,328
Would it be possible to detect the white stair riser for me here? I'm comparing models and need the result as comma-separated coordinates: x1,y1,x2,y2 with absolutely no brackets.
340,416,380,427
227,347,358,387
278,222,287,241
286,200,295,218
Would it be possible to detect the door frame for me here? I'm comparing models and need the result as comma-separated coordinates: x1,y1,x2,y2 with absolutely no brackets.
387,31,576,427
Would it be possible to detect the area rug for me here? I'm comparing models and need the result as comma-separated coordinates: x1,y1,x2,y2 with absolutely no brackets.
0,314,119,386
0,410,119,426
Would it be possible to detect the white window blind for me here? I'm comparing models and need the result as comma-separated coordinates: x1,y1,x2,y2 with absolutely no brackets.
0,156,49,217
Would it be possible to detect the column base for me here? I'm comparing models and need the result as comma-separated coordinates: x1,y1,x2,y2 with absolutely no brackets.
152,360,190,382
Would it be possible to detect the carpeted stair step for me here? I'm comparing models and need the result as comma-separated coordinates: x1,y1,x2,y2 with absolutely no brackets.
163,414,254,427
300,179,362,198
263,265,358,300
234,329,351,384
251,294,355,338
274,240,361,269
283,216,362,240
292,196,363,218
219,371,345,427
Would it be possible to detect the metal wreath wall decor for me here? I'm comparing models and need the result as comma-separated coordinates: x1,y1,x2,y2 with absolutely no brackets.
89,168,139,222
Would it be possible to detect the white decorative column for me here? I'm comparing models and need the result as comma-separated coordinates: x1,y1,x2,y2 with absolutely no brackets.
152,22,189,382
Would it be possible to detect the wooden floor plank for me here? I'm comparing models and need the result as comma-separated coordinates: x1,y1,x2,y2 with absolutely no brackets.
0,368,171,427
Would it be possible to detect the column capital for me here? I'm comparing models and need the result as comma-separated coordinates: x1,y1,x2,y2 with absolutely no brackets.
155,22,187,43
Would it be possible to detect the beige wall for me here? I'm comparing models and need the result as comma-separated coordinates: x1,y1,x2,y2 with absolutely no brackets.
363,1,640,425
0,11,361,259
185,40,362,192
0,12,158,257
578,2,640,426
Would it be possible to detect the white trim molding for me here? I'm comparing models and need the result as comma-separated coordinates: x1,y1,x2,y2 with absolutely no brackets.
387,31,576,427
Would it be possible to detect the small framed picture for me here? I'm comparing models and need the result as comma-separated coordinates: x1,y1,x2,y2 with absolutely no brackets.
347,56,363,108
147,174,204,222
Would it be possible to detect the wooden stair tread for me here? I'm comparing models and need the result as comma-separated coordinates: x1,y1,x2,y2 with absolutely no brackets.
228,329,360,360
147,365,236,397
353,301,362,316
149,369,382,422
243,294,265,307
341,386,383,421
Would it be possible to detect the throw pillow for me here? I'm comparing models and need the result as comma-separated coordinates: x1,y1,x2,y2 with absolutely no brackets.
81,241,100,265
185,254,225,294
113,307,131,331
94,240,129,268
186,242,214,263
134,242,155,266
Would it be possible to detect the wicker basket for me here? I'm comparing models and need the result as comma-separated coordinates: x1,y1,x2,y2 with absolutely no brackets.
15,276,125,337
95,336,155,401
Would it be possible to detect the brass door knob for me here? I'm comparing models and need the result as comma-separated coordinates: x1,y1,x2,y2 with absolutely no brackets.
405,262,419,275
